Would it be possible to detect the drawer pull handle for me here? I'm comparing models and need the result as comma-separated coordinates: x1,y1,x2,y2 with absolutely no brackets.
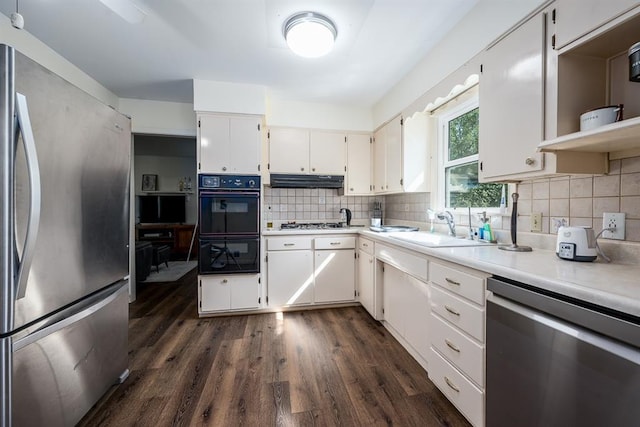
330,242,341,245
445,376,460,392
445,277,460,286
445,339,461,353
362,243,368,247
445,305,460,316
284,243,295,247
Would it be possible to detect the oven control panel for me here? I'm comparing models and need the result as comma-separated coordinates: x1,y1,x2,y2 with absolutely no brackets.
199,175,260,190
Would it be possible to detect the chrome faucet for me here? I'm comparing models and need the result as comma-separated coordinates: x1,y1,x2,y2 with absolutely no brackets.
437,211,456,236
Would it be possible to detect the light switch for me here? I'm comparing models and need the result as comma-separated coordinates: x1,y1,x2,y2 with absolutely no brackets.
531,212,542,232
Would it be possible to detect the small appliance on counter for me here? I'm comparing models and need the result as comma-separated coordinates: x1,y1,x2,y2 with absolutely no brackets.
556,226,598,262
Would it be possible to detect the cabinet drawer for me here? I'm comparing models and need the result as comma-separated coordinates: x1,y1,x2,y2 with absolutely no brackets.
430,313,484,387
267,237,312,250
358,237,374,254
430,285,485,342
376,244,428,282
429,348,484,427
429,262,485,305
315,236,356,250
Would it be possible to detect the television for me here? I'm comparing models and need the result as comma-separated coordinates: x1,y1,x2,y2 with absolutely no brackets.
138,195,186,224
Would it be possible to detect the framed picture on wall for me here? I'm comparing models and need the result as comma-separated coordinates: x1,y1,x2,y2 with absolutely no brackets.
142,174,158,191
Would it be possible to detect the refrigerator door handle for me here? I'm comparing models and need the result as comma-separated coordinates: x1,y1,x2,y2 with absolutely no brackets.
14,93,41,300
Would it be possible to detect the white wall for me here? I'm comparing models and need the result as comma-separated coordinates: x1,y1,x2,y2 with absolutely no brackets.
1,15,119,107
373,0,546,128
134,155,197,224
119,98,197,136
193,79,266,115
266,96,373,131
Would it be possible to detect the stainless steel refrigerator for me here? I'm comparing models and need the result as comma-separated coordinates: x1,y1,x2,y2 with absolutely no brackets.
1,44,130,426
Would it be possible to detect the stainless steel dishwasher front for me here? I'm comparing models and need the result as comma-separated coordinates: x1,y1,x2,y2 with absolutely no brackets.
486,276,640,427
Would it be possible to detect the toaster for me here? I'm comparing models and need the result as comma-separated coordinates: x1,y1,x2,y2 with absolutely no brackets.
556,226,597,262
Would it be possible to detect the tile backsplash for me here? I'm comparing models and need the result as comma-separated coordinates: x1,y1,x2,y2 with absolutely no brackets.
512,156,640,242
263,155,640,246
263,187,382,225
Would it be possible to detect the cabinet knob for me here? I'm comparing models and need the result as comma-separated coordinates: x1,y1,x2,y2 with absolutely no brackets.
350,188,354,191
301,167,305,171
312,167,316,172
222,166,227,171
222,279,228,284
525,157,535,166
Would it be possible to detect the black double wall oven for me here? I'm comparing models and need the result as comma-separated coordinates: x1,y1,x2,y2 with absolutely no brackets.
198,175,260,274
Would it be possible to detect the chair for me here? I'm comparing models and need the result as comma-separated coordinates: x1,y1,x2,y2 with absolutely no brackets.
135,241,153,281
152,245,171,272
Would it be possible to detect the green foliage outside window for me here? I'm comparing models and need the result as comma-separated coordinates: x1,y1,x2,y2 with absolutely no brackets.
448,108,478,161
445,106,504,208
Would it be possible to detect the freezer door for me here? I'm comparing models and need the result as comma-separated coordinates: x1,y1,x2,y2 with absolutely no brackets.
12,283,129,427
13,50,131,328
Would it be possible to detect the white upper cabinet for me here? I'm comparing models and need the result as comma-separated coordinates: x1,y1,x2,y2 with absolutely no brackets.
198,113,261,174
555,0,639,50
268,127,346,175
373,115,403,193
310,131,346,175
479,10,545,181
402,112,431,192
345,133,372,195
268,127,310,174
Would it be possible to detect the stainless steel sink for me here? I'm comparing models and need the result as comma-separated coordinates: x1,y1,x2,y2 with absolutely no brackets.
384,231,491,248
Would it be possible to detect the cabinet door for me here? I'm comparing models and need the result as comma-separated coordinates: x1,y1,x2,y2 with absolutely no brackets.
310,131,346,175
404,275,430,362
314,249,355,303
229,116,261,174
269,128,310,174
556,0,639,49
198,115,230,173
479,11,545,181
357,250,375,317
199,276,230,312
231,274,260,310
382,264,409,334
385,116,403,193
373,128,386,193
267,250,313,306
402,112,430,192
346,134,372,195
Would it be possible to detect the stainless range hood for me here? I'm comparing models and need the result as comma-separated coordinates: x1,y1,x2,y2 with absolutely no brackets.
270,174,344,189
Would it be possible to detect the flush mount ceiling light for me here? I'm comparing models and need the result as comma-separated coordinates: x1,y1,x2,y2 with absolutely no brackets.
284,12,337,58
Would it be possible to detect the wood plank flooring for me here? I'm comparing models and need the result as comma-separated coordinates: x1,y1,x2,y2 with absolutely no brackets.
79,272,470,426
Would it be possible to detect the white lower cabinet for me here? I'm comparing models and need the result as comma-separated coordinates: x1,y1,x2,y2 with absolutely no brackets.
357,237,379,319
198,274,260,314
267,249,313,307
379,246,430,366
314,237,356,303
428,260,489,427
266,235,357,308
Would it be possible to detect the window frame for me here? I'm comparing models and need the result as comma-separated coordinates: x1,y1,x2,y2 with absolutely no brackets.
435,96,506,214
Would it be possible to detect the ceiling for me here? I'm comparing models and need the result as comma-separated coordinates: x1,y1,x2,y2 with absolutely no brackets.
0,0,479,108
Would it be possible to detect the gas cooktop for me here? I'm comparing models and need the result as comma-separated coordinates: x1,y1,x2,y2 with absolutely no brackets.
280,222,344,230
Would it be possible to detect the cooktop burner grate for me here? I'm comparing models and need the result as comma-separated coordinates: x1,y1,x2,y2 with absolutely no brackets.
280,222,344,230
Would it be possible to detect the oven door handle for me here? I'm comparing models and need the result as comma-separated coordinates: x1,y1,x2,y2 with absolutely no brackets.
488,292,640,363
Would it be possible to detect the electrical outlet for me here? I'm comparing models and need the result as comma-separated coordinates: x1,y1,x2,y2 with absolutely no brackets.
530,212,542,232
551,217,569,233
602,212,626,240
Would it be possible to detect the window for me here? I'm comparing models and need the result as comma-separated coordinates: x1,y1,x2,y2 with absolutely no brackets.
438,97,503,210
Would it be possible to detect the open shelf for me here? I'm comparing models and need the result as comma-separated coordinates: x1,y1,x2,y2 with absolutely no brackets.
538,116,640,153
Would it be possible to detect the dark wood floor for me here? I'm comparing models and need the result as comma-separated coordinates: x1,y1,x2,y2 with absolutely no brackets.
79,271,470,426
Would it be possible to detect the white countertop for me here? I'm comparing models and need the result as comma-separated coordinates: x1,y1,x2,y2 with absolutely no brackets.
263,227,640,317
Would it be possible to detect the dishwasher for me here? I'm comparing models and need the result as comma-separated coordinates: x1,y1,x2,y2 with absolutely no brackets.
486,276,640,427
